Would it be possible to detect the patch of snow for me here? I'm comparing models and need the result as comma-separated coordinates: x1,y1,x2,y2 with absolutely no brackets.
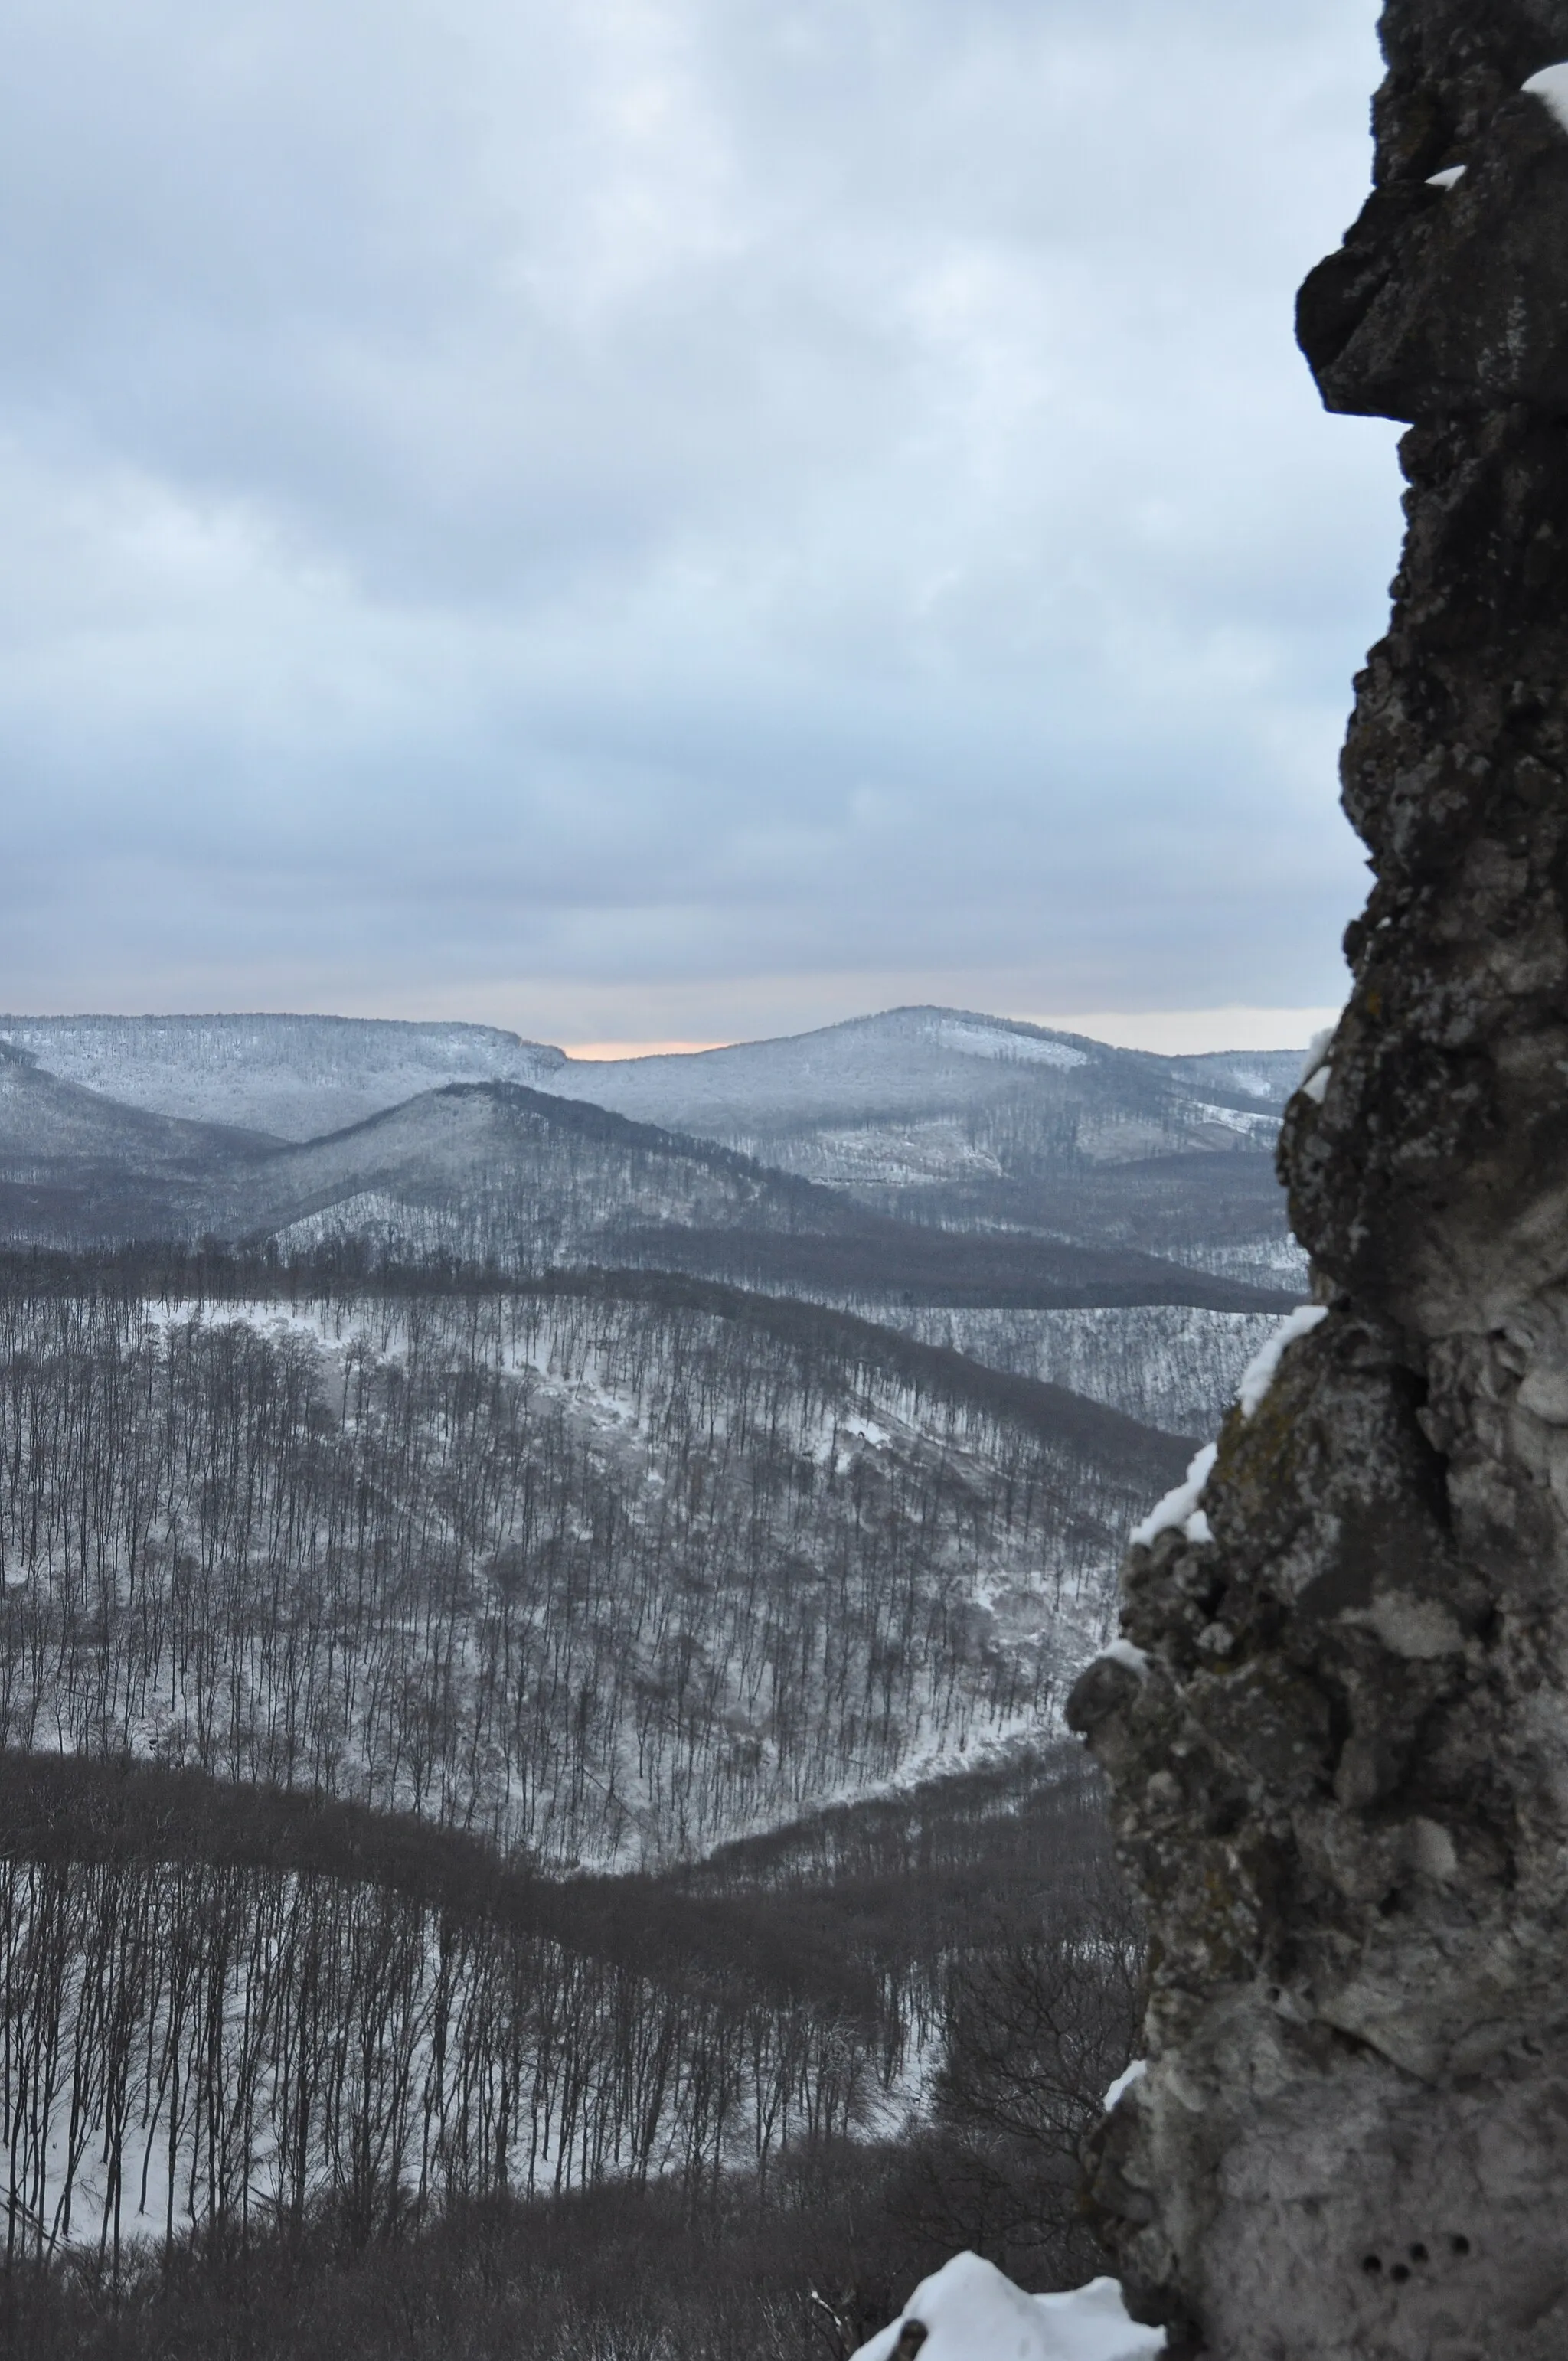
780,1119,1008,1190
850,2254,1165,2361
1298,1027,1334,1088
1237,1305,1329,1418
1129,1443,1217,1549
1097,1638,1151,1680
1426,163,1466,188
1028,2278,1165,2359
1524,63,1568,136
1189,1102,1280,1141
1301,1063,1331,1105
935,1023,1089,1069
1102,2059,1147,2111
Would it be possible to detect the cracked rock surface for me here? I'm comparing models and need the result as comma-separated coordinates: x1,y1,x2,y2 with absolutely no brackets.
1067,5,1568,2355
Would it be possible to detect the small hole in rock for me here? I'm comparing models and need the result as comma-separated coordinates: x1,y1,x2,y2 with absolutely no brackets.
1362,2256,1382,2274
1390,2265,1410,2284
1451,2235,1470,2257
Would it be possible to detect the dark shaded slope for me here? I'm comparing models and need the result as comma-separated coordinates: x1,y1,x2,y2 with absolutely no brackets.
917,1148,1294,1263
214,1078,799,1239
0,1041,282,1242
522,1268,1194,1496
214,1082,1298,1311
612,1215,1293,1311
3,1005,1307,1288
0,1736,1104,2002
0,1064,1298,1313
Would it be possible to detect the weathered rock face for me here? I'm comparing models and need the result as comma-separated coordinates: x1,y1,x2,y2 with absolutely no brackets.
1067,8,1568,2356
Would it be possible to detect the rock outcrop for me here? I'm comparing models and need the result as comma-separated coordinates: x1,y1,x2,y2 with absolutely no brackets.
1068,6,1568,2355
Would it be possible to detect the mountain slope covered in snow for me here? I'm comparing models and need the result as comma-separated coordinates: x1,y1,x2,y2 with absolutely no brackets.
0,1005,1309,1295
551,1007,1303,1290
0,1076,1295,1312
0,1013,566,1139
0,1265,1186,1867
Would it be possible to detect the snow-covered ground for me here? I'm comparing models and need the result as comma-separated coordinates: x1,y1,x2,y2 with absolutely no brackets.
0,1014,564,1140
0,1848,903,2261
849,1305,1286,1436
1160,1233,1311,1295
851,2254,1164,2360
0,1288,1140,1870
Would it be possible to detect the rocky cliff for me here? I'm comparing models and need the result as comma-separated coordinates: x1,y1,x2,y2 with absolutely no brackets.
1068,5,1568,2355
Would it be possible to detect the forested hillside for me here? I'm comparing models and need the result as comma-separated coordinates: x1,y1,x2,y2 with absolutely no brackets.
0,1007,1309,1298
0,1060,1291,1312
0,1741,1138,2357
856,1304,1284,1438
0,1011,1305,2353
489,1007,1306,1294
0,1014,565,1140
0,1259,1181,1866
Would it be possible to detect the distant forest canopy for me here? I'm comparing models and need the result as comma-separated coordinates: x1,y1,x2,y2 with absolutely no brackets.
0,1240,1286,1439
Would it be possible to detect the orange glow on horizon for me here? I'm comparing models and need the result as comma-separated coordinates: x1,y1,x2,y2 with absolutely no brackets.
564,1039,733,1063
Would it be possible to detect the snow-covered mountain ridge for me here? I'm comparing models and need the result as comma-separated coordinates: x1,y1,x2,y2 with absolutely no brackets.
0,1070,1292,1311
1,1004,1308,1294
0,1013,566,1140
0,1005,1301,1145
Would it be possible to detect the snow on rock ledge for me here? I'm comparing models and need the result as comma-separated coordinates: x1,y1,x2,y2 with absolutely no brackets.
1236,1304,1328,1419
850,2254,1164,2361
1102,2057,1148,2110
1523,63,1568,137
1129,1443,1216,1549
1096,1638,1151,1680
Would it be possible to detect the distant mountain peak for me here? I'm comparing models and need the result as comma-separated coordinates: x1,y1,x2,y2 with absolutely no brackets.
0,1004,1310,1300
0,1011,567,1141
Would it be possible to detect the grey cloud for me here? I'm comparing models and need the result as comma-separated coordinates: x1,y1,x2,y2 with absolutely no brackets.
0,0,1390,1034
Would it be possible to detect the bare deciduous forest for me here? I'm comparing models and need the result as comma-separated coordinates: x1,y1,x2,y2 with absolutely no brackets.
0,1748,1140,2358
0,1251,1150,2355
0,1258,1168,1862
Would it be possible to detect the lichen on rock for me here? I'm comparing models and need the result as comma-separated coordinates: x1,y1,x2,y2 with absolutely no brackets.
1067,5,1568,2354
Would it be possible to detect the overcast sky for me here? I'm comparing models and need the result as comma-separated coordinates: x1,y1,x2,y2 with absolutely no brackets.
0,0,1396,1051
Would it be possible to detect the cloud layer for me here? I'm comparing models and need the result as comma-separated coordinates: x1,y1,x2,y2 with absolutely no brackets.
0,0,1394,1040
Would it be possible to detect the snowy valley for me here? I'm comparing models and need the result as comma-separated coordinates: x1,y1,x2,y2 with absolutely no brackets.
0,1004,1312,2356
